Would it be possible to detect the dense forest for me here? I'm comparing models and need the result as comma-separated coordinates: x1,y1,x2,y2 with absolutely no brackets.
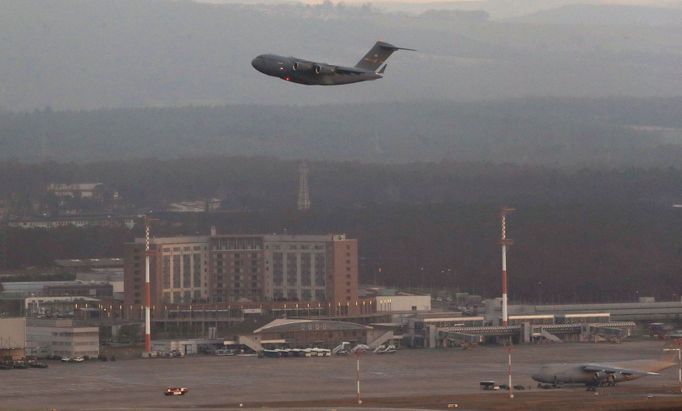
2,156,682,304
1,98,682,166
2,156,682,209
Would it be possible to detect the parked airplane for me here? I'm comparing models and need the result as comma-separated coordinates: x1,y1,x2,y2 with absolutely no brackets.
251,41,414,85
532,357,674,389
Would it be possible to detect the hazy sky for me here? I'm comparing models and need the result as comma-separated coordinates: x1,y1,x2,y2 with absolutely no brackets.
198,0,681,4
2,0,681,110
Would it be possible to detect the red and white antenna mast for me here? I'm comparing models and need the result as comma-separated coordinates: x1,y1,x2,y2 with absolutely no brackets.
500,207,515,327
500,207,515,399
144,215,156,355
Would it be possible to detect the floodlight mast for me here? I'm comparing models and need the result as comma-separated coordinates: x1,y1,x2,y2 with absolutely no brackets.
664,348,682,393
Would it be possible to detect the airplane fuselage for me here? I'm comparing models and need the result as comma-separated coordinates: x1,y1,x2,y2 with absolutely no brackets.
532,359,673,387
532,364,636,385
251,54,382,85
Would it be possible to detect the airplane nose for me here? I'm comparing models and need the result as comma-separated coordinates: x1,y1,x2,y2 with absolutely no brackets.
251,56,265,72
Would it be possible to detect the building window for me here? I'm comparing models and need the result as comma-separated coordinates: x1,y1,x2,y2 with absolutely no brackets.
183,255,191,288
163,256,171,288
172,255,181,288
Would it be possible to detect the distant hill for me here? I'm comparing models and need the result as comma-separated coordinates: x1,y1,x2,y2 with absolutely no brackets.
512,4,682,25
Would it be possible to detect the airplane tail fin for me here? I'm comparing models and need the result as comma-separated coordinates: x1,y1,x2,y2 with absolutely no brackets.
355,41,415,72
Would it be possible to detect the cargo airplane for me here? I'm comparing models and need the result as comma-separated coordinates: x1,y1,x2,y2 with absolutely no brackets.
251,41,414,85
532,357,675,389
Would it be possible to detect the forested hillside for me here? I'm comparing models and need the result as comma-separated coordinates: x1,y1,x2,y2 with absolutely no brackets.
2,98,682,166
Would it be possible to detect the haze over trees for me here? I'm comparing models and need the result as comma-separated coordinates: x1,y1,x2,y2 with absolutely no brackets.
1,98,682,167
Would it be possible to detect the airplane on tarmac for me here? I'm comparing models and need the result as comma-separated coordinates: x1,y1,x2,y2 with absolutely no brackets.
251,41,414,85
532,357,675,390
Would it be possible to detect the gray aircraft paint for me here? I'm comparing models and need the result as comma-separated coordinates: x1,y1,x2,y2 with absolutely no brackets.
251,41,414,86
532,358,674,387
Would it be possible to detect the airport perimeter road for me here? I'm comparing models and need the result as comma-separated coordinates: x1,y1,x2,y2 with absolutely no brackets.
2,340,681,411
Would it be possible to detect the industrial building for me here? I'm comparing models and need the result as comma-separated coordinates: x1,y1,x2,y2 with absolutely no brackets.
124,232,359,315
0,317,26,360
0,281,112,298
374,295,431,313
26,319,99,358
46,183,109,199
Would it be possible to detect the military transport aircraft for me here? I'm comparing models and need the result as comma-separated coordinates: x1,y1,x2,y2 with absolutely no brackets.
531,357,674,390
251,41,414,85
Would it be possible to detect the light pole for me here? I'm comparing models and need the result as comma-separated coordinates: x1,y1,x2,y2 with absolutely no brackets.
351,345,369,405
664,348,682,393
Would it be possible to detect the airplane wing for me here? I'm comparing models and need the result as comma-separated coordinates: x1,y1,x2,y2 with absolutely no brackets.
582,364,658,376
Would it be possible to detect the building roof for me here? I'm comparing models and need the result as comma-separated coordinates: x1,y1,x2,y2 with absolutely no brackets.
55,258,124,268
253,319,372,334
0,281,110,298
47,183,103,191
132,236,209,245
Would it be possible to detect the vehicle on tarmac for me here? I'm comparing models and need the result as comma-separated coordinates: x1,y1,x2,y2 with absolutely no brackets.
164,387,189,396
374,344,398,354
12,360,29,369
61,356,85,363
479,381,499,390
28,360,48,368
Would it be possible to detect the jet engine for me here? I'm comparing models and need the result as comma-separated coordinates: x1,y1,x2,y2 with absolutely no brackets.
314,64,335,75
292,61,313,71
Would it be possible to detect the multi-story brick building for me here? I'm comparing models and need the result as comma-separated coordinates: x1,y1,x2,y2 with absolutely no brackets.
123,236,210,306
209,235,265,303
124,233,358,312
